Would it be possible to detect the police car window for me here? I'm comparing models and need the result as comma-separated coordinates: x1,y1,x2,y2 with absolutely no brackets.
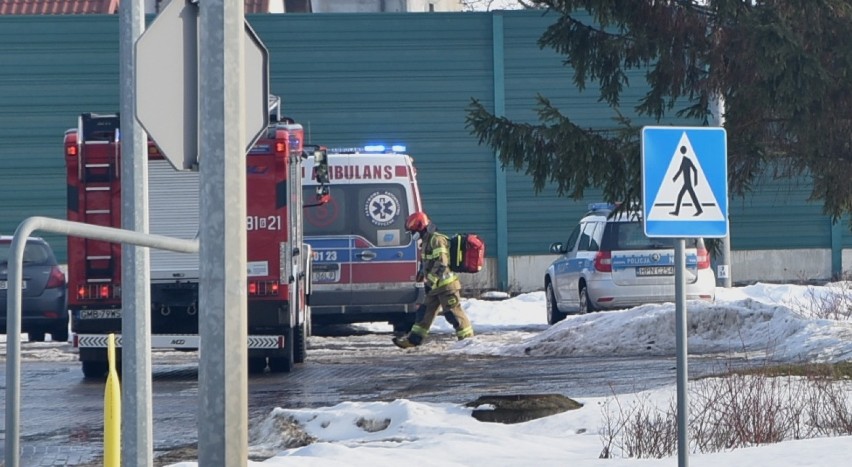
355,184,409,247
602,222,699,250
577,222,593,251
588,222,603,251
564,225,582,253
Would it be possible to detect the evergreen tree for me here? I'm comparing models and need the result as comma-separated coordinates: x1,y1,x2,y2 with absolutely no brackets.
466,0,852,225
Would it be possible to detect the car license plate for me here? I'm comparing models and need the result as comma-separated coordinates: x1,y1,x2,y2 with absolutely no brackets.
0,280,26,290
312,270,340,283
79,309,122,319
636,266,674,276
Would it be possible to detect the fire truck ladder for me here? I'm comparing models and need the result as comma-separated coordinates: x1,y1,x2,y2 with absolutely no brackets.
77,113,121,286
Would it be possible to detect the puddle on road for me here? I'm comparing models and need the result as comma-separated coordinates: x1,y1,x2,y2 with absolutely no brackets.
467,393,583,424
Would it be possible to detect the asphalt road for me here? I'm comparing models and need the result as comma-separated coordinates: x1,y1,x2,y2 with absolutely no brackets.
0,328,753,466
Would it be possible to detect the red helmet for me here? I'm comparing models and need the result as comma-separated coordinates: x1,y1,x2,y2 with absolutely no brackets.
405,212,430,233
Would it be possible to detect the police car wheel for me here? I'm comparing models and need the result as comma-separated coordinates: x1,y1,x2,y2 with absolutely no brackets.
578,285,596,314
546,283,567,325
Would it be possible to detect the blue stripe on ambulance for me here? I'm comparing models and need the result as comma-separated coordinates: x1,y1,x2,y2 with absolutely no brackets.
305,236,418,263
305,236,351,262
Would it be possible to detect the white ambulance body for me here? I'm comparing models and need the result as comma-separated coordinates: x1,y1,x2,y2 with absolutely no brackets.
301,145,424,333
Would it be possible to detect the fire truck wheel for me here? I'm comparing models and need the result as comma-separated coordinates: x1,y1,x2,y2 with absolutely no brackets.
268,355,293,373
268,326,295,373
294,321,307,364
82,360,109,379
247,357,267,374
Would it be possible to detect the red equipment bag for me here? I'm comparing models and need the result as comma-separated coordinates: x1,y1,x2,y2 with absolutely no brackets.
448,233,485,273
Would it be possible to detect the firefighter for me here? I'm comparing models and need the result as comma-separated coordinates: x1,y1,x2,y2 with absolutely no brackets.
393,211,474,348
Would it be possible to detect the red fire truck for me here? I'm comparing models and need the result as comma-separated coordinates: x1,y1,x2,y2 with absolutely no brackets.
64,103,326,378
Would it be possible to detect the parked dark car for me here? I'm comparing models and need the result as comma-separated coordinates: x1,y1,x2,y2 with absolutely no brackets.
0,236,68,342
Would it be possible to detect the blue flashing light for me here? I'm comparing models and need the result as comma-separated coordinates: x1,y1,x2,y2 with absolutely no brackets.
329,144,408,154
588,202,617,212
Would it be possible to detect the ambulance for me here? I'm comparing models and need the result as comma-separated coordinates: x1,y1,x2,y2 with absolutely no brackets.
301,145,424,334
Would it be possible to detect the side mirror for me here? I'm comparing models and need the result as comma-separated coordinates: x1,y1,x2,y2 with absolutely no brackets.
304,147,331,208
313,148,330,185
549,242,564,255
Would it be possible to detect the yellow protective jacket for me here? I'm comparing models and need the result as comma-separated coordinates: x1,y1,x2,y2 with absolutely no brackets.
420,232,460,295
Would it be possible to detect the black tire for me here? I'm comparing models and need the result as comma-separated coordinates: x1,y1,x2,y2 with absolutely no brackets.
27,330,46,342
51,324,69,343
81,360,108,379
268,326,295,373
248,357,267,374
294,319,307,364
579,284,596,314
546,282,567,325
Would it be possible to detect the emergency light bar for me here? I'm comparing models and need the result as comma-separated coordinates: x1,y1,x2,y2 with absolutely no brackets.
329,144,407,154
588,202,617,212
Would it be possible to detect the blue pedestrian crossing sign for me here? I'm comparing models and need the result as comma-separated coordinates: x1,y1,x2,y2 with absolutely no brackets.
641,126,728,238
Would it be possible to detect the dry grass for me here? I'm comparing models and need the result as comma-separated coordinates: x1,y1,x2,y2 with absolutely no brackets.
599,367,852,459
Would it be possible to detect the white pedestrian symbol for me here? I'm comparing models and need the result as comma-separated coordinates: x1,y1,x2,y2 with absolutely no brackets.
670,145,703,217
647,132,725,221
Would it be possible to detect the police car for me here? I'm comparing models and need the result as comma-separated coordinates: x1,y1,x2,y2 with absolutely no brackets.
301,145,424,334
544,203,716,324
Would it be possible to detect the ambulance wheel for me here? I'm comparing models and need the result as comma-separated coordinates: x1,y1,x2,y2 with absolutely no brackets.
82,360,108,379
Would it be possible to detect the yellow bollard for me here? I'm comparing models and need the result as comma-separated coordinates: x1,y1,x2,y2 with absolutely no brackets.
104,333,121,467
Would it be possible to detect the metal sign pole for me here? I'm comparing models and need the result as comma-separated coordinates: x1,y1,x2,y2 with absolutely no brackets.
710,97,732,288
120,0,153,465
197,0,249,465
643,126,727,467
674,239,689,467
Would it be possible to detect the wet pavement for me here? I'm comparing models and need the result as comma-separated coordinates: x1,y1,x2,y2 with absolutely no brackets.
0,330,754,465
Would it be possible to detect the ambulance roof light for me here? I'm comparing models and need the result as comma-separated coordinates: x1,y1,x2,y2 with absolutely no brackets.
364,144,406,153
327,144,408,155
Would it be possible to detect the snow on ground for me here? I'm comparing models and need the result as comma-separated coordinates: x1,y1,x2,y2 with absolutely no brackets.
355,281,852,362
5,282,852,465
167,282,852,466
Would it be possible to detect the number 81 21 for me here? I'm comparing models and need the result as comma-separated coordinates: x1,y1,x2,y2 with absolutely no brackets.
246,215,281,231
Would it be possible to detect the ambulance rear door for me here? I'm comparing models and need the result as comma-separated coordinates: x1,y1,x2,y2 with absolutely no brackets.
303,153,354,306
303,151,421,312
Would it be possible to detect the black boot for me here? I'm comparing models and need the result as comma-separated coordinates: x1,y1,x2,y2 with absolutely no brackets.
392,332,423,349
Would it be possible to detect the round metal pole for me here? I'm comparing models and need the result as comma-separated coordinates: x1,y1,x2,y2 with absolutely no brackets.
675,239,689,467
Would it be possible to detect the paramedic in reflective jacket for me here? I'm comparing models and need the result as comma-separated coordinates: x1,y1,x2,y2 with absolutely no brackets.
393,211,474,349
